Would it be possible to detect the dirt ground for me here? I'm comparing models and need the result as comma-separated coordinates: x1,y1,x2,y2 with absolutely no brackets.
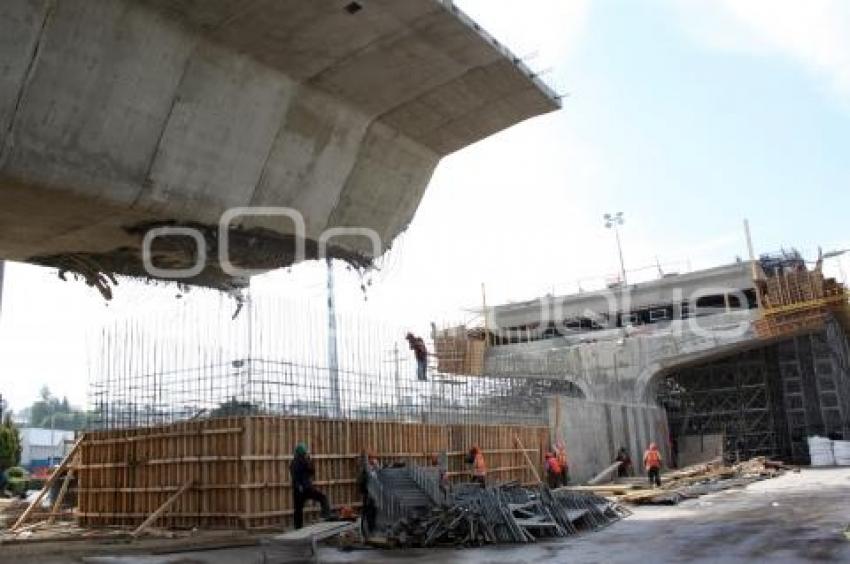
6,467,850,563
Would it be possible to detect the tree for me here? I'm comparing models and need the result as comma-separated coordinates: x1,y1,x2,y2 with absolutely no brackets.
27,386,86,430
0,414,22,470
211,397,259,418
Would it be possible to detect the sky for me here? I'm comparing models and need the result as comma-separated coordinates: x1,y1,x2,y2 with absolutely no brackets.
1,0,850,414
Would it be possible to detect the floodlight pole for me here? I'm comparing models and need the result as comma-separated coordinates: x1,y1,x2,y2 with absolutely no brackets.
604,213,627,286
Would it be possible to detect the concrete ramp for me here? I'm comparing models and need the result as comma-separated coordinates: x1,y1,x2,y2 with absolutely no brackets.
0,0,559,291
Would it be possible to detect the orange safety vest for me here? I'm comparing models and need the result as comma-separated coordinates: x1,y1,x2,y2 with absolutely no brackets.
644,449,662,469
547,457,562,475
473,453,487,477
556,449,568,469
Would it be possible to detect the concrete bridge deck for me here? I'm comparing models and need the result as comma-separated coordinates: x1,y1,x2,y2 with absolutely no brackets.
0,0,559,291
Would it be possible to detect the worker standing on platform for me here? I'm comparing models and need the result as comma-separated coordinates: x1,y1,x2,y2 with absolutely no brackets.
290,443,331,529
555,441,570,485
468,446,487,487
643,442,663,487
405,332,429,381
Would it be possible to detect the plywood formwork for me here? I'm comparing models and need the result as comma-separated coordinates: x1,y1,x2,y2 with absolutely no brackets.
75,416,549,530
434,326,487,376
754,268,850,340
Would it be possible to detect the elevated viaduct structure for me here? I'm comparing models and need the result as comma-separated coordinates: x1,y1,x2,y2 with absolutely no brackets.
0,0,559,292
480,259,850,481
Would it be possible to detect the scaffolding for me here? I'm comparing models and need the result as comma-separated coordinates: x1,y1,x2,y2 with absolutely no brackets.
661,317,850,463
661,347,785,461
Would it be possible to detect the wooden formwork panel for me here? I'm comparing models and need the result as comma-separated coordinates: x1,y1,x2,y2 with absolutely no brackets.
76,416,549,530
434,327,486,376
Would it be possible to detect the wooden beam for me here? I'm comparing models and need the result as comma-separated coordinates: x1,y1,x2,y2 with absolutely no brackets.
131,479,194,538
84,427,243,446
47,468,75,525
587,462,622,486
11,434,85,531
514,434,542,484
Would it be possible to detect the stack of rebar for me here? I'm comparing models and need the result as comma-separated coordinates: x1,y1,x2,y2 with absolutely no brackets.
382,479,627,548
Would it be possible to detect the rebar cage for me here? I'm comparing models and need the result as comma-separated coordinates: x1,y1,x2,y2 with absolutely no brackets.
87,292,577,430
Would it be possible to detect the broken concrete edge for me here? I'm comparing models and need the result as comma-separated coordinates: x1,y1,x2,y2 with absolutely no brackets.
27,220,378,304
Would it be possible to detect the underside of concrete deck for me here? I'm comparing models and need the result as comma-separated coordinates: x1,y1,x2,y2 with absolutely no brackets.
0,0,559,291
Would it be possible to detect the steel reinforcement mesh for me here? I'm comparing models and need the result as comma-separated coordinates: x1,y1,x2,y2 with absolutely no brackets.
87,293,579,430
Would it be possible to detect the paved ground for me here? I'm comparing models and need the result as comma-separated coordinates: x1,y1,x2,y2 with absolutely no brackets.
324,467,850,564
8,467,850,563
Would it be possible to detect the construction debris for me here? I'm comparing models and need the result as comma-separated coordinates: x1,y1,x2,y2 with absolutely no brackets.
578,457,790,506
376,469,628,548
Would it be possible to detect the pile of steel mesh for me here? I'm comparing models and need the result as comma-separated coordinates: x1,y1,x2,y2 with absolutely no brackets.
384,481,630,548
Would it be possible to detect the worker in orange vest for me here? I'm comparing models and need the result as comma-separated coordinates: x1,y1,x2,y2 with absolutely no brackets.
643,442,663,487
555,442,570,486
468,446,487,487
544,452,562,488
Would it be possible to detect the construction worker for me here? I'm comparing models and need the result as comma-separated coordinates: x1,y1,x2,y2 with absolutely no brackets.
405,332,429,381
643,442,663,487
357,451,380,539
468,446,487,487
615,446,633,477
432,452,450,500
544,452,562,488
289,443,331,529
555,442,570,485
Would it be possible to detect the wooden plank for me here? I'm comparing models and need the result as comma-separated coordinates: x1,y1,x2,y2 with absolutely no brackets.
270,520,356,548
84,428,243,446
12,434,85,531
78,417,552,530
587,462,623,486
514,434,542,484
47,468,75,525
131,479,194,538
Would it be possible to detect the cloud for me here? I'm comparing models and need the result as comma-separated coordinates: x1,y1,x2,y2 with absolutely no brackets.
672,0,850,102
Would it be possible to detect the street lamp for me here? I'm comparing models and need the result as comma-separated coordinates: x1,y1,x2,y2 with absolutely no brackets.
604,212,627,286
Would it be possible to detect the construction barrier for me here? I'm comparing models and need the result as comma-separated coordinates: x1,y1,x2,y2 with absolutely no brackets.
75,416,549,530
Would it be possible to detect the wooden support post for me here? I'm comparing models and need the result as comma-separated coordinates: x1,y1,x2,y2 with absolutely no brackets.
132,479,194,538
514,434,542,484
47,468,75,525
12,435,85,531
